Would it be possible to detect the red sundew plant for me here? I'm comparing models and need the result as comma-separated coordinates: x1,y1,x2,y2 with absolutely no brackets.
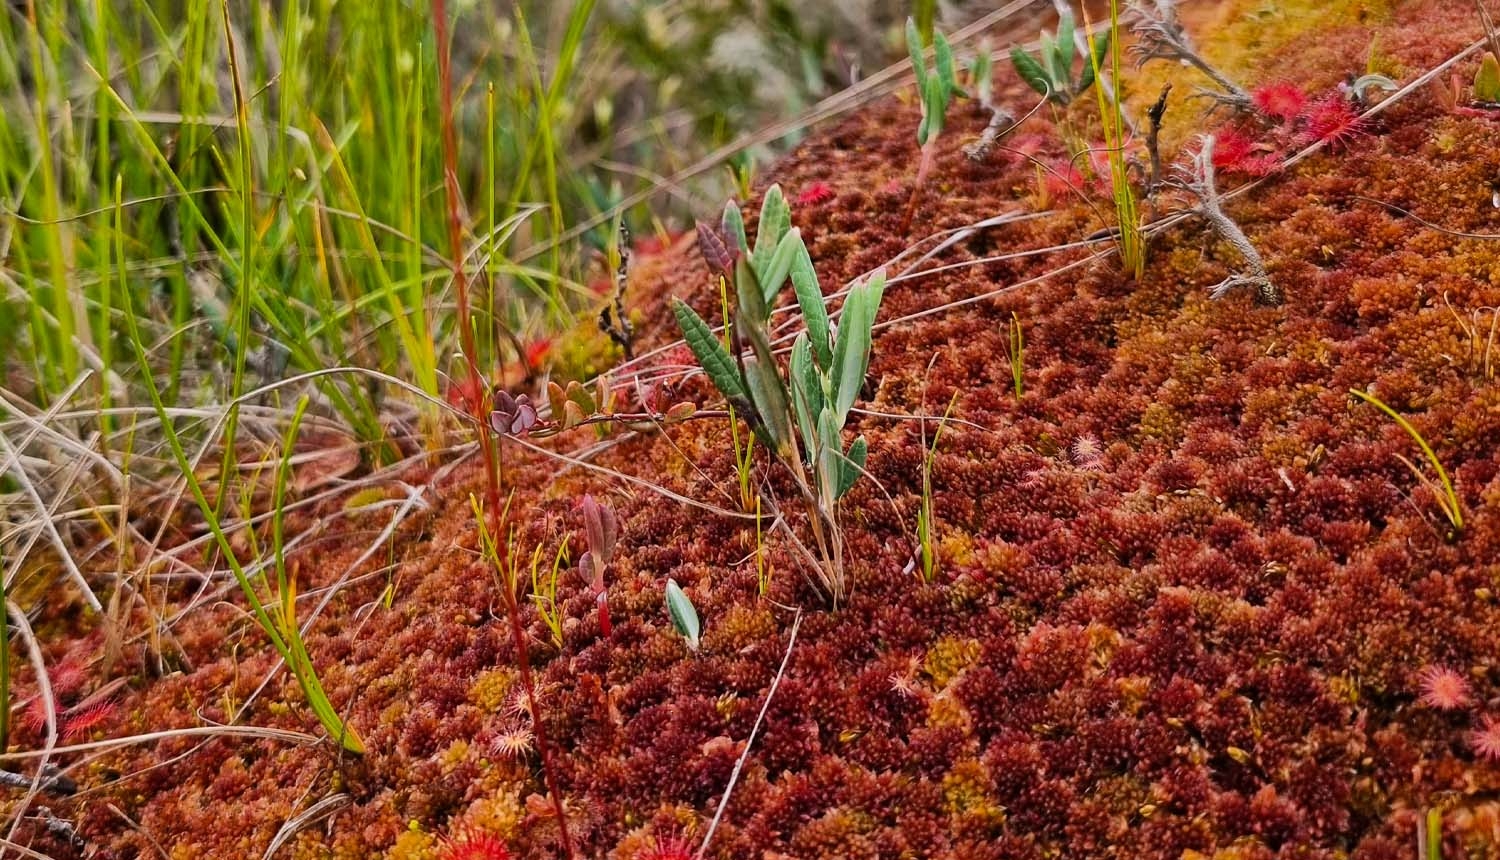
636,834,694,860
22,662,123,742
446,374,486,415
1070,434,1106,471
1470,715,1500,762
795,181,835,206
1416,665,1473,711
522,338,553,372
439,827,512,860
1296,93,1367,149
1206,85,1371,180
58,698,118,742
1251,81,1308,122
490,723,535,761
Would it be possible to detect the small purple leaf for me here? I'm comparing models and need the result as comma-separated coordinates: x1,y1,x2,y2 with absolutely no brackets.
696,220,734,277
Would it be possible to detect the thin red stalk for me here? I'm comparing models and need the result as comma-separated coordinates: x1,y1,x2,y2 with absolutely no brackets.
429,2,575,856
900,141,935,234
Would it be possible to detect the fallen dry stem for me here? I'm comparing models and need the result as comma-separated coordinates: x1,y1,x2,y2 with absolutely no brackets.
1183,135,1279,305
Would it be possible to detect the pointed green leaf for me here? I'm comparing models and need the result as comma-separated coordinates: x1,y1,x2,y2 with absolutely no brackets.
789,239,832,368
830,270,886,425
1039,33,1062,88
722,200,748,254
1053,11,1075,80
906,17,928,94
1079,29,1110,95
836,436,868,499
923,75,947,140
735,255,770,328
934,30,957,97
672,298,744,403
665,579,700,652
752,185,790,278
1010,47,1052,100
815,407,842,502
971,44,994,106
789,334,822,456
758,228,802,304
744,357,793,456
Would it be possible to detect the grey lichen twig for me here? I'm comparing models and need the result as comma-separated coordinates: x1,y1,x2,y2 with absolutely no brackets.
1128,0,1252,110
1183,135,1281,305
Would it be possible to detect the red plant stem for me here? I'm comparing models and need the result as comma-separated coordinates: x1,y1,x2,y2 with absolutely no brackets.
429,2,575,857
900,141,935,234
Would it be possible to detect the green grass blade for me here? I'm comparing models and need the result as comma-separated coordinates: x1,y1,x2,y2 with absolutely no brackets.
665,579,700,651
1350,388,1463,533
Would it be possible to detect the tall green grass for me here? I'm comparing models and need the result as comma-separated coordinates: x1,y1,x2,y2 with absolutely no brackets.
1084,0,1145,279
0,0,629,454
1,1,902,459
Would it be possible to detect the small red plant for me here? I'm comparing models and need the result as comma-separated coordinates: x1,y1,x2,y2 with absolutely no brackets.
795,181,835,206
1416,665,1473,711
1470,714,1500,762
579,496,618,639
1070,434,1105,471
1043,159,1089,198
439,827,512,860
633,229,687,257
1297,93,1366,149
523,338,553,373
636,835,694,860
60,698,119,742
1210,128,1280,177
1251,81,1307,122
23,662,122,741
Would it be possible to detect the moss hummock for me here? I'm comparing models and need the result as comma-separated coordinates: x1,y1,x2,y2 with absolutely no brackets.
17,1,1500,857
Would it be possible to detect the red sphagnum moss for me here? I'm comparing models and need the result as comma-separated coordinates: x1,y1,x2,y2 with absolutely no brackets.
26,1,1500,857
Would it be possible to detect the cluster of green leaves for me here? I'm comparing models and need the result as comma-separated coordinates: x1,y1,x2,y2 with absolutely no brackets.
1010,10,1109,107
672,185,885,605
905,18,962,147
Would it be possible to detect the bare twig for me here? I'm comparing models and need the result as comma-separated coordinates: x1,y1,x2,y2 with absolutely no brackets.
598,222,636,359
0,767,75,797
263,794,350,860
1144,83,1172,197
963,105,1017,162
1179,136,1280,305
1477,0,1500,67
1128,0,1251,109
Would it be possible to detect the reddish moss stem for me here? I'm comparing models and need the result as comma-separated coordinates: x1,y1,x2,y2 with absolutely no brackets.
429,1,575,856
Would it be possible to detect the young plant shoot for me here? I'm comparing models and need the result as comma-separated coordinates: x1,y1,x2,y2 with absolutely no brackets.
674,186,886,607
903,18,962,232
